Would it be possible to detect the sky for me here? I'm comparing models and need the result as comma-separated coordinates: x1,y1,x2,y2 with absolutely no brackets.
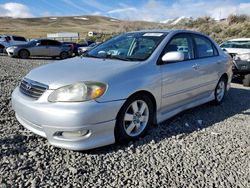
0,0,250,22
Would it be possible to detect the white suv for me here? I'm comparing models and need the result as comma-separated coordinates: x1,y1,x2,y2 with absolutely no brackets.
220,38,250,56
220,38,250,86
0,35,28,53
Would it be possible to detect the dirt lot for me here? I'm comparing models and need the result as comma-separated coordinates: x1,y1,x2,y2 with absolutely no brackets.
0,55,249,187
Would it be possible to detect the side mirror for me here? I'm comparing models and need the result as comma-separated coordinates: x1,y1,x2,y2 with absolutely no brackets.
162,52,184,62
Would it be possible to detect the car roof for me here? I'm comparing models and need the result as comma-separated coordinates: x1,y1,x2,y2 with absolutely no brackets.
127,29,203,35
227,38,250,41
0,34,25,38
33,38,61,41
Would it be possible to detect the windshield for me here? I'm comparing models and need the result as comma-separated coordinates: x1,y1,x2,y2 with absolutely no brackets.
28,40,38,46
86,32,167,61
221,40,250,49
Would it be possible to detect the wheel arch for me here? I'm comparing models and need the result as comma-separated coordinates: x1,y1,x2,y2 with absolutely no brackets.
220,73,228,82
18,49,30,56
116,90,157,124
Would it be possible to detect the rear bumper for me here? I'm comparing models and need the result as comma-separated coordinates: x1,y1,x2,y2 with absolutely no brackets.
12,87,125,150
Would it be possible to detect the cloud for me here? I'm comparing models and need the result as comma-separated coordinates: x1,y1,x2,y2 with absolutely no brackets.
63,0,88,13
81,0,110,11
0,2,33,18
107,7,137,14
105,0,250,22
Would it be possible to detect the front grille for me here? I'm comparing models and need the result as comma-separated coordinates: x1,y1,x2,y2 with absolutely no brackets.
19,78,48,99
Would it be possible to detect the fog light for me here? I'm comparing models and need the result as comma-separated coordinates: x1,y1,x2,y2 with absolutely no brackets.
61,130,89,139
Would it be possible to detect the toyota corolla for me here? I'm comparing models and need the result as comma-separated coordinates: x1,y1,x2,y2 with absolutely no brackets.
12,30,233,150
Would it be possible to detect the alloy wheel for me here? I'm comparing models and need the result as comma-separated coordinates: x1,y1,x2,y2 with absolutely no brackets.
123,100,149,137
216,80,225,102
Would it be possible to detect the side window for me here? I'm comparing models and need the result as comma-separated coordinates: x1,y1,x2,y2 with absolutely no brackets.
193,35,218,58
40,40,48,46
47,40,61,46
163,34,193,60
5,36,11,42
13,36,26,41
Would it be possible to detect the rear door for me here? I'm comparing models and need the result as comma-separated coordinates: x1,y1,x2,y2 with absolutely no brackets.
160,33,202,111
47,40,62,56
190,34,222,94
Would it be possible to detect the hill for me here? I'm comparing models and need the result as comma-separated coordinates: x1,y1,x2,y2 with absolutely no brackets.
0,15,161,39
0,15,250,43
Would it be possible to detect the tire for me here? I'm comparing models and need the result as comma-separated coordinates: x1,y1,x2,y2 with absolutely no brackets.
0,45,4,53
243,74,250,87
115,94,154,143
19,49,29,59
214,77,227,105
60,51,69,59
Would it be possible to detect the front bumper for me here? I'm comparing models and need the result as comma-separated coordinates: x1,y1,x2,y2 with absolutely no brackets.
6,48,18,57
12,87,125,150
233,60,250,74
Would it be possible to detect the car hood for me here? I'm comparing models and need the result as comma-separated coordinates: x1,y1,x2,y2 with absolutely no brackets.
26,57,141,89
224,48,250,54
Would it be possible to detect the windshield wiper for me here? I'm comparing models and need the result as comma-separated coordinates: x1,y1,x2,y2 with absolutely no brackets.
107,55,130,61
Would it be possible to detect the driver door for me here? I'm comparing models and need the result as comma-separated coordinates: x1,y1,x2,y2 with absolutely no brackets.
31,40,50,56
160,33,201,112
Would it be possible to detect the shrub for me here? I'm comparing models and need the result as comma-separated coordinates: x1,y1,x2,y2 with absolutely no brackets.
228,14,249,24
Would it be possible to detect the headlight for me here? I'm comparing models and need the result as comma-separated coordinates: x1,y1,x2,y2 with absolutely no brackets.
236,54,250,61
48,81,107,102
8,46,18,49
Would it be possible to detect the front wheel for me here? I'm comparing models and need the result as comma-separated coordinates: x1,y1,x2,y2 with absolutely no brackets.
0,45,4,53
214,77,227,105
19,49,29,59
115,94,154,143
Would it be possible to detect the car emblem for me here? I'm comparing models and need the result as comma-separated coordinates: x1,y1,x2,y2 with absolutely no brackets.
25,83,32,90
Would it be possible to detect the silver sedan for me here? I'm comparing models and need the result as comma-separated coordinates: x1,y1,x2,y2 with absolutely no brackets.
12,30,233,150
6,39,72,59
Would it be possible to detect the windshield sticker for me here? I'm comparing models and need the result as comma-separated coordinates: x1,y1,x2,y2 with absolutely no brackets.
143,33,163,37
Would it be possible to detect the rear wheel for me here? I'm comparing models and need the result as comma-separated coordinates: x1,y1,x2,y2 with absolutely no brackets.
115,94,154,143
60,51,68,59
0,45,4,53
243,74,250,87
214,77,227,105
19,49,29,59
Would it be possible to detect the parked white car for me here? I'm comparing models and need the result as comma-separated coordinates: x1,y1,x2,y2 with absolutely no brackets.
220,38,250,57
0,35,28,53
220,38,250,86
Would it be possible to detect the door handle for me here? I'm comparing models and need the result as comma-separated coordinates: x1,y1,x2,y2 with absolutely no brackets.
192,63,200,70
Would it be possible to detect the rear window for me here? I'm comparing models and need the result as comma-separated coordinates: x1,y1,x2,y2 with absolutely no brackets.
13,36,26,41
220,41,250,49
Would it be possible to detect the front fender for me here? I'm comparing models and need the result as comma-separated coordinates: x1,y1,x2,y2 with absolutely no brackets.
96,63,162,111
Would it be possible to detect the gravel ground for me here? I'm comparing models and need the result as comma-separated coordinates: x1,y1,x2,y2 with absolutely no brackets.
0,55,250,188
